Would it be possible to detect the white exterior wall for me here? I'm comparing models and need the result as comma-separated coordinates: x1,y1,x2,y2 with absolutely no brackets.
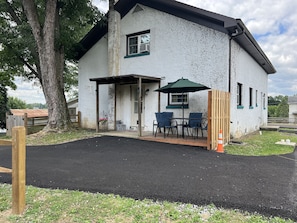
229,41,268,138
78,4,269,137
78,36,109,129
118,5,229,130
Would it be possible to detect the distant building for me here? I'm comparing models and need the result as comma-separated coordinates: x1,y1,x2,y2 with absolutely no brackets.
67,98,78,121
288,96,297,123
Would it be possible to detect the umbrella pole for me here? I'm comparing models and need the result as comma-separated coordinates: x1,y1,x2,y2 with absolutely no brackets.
182,92,185,138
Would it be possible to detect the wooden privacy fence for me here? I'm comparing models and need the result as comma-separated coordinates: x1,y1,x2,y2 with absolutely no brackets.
207,90,230,150
0,126,26,215
6,115,25,136
6,111,81,136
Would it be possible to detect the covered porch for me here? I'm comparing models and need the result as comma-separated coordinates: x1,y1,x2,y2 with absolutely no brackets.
90,74,162,137
90,73,230,150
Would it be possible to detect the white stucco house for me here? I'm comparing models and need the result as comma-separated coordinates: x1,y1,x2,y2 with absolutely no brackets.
76,0,275,138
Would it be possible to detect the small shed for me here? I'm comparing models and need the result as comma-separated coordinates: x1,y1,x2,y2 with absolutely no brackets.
6,109,48,136
9,109,48,118
67,98,78,121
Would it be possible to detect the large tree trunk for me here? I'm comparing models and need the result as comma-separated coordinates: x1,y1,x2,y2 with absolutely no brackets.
22,0,71,131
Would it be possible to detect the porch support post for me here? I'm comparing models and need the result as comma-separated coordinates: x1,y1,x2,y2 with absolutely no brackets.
96,82,99,132
114,84,117,130
138,77,142,137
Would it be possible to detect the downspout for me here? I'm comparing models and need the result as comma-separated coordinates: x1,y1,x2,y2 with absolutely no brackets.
228,25,244,132
228,26,244,92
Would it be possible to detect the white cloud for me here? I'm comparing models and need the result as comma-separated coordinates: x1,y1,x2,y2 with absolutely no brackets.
7,77,45,104
10,0,297,103
92,0,108,12
176,0,297,96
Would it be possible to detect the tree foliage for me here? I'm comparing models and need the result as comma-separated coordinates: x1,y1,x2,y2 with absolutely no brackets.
268,95,288,117
0,0,102,83
0,0,104,131
7,96,27,109
0,85,8,129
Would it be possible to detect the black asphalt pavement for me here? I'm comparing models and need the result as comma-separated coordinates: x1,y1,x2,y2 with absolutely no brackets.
0,136,296,220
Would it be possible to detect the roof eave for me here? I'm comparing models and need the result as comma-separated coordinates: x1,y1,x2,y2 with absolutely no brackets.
231,20,276,74
77,0,276,75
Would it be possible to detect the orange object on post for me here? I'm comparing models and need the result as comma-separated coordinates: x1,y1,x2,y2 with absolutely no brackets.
216,129,224,153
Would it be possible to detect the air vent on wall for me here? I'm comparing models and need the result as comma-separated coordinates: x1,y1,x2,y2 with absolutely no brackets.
133,4,144,13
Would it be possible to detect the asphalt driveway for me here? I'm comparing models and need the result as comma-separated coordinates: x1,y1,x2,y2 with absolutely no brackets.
0,136,296,220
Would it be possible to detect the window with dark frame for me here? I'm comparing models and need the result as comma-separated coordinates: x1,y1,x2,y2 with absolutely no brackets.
127,30,150,56
249,87,253,107
263,93,266,109
237,83,243,106
168,93,188,107
255,90,258,107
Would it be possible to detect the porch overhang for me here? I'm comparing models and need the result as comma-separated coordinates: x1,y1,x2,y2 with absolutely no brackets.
89,74,161,85
90,74,161,136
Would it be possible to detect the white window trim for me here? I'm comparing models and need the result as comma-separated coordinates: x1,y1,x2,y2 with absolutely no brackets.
169,93,189,105
127,32,150,56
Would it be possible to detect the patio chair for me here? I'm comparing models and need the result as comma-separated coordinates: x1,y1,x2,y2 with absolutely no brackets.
153,112,178,138
201,118,208,137
153,112,162,135
184,112,202,138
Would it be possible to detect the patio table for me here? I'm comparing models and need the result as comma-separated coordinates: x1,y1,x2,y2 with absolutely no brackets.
172,117,206,138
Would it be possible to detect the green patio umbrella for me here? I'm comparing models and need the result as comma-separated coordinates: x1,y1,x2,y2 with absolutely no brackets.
155,78,210,137
155,78,210,93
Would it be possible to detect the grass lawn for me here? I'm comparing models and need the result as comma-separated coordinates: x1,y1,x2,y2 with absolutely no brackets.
225,130,296,156
0,129,296,222
0,184,294,223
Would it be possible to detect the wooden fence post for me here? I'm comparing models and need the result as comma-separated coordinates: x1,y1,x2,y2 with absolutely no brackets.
23,113,28,135
11,126,26,215
78,111,81,128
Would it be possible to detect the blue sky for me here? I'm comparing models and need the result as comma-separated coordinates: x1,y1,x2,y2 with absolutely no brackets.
8,0,297,103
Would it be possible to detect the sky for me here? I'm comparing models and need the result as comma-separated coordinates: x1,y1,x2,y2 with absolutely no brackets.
8,0,297,104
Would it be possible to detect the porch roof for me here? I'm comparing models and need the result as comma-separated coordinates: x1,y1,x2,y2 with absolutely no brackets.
89,74,161,85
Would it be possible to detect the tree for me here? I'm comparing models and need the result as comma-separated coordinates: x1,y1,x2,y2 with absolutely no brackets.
276,96,289,117
0,0,103,132
0,68,16,129
7,97,27,109
0,85,8,129
268,95,289,117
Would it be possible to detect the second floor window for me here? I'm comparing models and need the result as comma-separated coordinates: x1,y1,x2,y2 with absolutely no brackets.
127,30,150,55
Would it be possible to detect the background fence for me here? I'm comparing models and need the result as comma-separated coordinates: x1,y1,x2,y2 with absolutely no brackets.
6,111,81,136
268,117,292,124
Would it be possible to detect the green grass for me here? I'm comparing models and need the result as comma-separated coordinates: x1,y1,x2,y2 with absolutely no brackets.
225,131,296,156
0,184,294,223
0,128,99,146
26,129,99,145
1,129,296,222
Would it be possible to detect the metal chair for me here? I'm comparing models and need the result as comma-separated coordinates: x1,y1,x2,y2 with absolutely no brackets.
153,112,178,138
184,112,202,138
201,118,208,137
